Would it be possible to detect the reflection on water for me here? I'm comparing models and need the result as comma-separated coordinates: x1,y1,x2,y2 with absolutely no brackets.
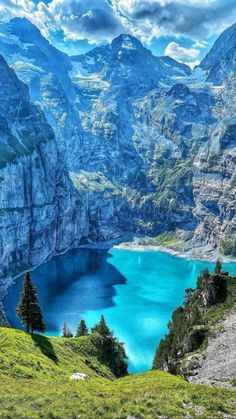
4,247,236,373
4,249,126,334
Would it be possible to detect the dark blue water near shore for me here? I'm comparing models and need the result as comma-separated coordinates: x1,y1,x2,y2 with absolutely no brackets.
4,248,236,372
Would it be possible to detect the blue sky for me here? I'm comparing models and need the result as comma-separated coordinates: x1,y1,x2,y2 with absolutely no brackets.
0,0,235,66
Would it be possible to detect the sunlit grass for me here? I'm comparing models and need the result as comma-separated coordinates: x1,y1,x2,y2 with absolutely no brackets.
1,327,236,418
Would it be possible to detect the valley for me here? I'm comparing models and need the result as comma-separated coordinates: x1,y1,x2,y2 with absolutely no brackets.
0,18,236,301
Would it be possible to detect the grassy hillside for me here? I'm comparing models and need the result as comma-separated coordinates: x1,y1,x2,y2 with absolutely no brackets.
0,328,114,381
1,328,236,418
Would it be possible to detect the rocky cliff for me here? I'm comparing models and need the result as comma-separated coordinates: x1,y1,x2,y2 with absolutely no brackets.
189,305,236,387
0,17,83,172
0,55,88,301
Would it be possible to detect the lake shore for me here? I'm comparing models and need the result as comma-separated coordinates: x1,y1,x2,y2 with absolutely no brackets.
113,241,236,263
81,234,236,264
2,234,235,304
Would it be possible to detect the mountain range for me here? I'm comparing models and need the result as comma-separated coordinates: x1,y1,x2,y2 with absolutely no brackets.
0,17,236,298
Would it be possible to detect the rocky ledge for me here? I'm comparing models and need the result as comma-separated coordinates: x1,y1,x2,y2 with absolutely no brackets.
189,306,236,388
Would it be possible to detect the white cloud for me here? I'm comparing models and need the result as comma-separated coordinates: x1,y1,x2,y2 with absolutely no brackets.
165,41,199,61
193,40,208,48
0,0,35,22
165,41,200,68
34,0,126,44
0,0,236,52
115,0,236,40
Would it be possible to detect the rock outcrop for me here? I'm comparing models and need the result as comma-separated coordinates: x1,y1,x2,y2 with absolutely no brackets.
189,306,236,387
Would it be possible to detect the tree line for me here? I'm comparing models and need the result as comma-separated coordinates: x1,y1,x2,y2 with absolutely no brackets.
16,271,128,377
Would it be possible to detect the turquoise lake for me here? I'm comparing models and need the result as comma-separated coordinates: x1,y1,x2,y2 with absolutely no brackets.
4,248,236,373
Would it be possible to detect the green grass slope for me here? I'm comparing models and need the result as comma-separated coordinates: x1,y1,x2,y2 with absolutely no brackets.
1,327,236,419
0,328,114,381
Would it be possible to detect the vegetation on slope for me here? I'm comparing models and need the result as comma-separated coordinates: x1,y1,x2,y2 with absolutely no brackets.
1,327,236,418
150,158,194,211
0,328,114,381
153,261,236,375
0,307,8,327
220,237,236,257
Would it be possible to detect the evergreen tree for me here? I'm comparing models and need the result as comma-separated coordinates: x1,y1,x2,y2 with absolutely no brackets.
215,259,222,274
62,322,73,338
62,322,67,337
75,320,88,337
91,315,128,377
16,271,46,334
91,315,110,337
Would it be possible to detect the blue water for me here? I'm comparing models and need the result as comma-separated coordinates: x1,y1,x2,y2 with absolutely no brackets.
4,248,236,373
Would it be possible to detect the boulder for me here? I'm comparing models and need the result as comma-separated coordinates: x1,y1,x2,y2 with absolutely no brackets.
70,373,89,381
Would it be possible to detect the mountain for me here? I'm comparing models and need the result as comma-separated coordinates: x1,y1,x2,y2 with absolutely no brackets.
0,21,191,176
71,34,191,91
69,30,236,255
0,17,83,171
200,22,236,84
0,55,87,300
0,54,48,167
0,17,235,294
0,17,72,91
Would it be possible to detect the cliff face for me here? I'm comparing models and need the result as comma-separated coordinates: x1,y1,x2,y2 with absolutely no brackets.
0,56,88,296
193,126,236,255
0,18,83,172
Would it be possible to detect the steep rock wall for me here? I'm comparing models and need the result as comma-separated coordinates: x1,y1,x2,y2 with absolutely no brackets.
0,55,88,297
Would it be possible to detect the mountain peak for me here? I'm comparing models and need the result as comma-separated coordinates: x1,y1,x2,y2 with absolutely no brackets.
200,21,236,83
201,22,236,67
10,17,32,24
8,17,43,44
111,33,143,52
9,17,39,32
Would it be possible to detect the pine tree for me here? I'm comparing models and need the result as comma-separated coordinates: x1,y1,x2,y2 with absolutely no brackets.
62,322,73,338
62,322,67,337
91,315,110,337
16,271,46,334
91,315,128,377
75,320,88,337
215,259,222,274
